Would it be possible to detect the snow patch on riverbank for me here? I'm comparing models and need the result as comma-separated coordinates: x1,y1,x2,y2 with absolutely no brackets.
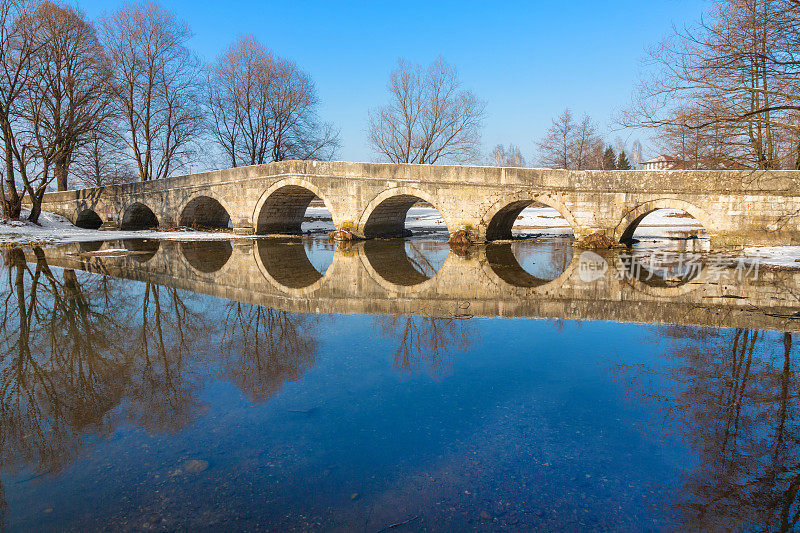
0,209,241,244
742,246,800,268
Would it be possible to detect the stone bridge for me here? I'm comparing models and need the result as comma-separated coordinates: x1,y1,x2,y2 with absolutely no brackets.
31,161,800,246
30,239,800,332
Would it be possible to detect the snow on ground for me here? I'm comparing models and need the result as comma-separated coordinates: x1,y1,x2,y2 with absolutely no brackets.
0,209,241,245
303,206,451,233
513,207,703,229
302,206,337,233
634,208,704,228
405,207,448,229
742,246,800,268
514,207,570,228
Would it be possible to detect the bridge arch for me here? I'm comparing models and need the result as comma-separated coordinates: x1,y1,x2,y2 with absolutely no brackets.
615,199,713,244
359,186,451,238
120,202,158,230
179,193,233,230
75,209,103,230
253,178,334,235
482,194,577,241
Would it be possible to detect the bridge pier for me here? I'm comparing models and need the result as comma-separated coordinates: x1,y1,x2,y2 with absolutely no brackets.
232,221,255,235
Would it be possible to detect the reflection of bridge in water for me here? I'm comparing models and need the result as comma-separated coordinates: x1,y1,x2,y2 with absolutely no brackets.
32,238,800,332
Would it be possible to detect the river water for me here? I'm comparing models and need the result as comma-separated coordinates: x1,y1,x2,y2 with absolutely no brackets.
0,233,798,531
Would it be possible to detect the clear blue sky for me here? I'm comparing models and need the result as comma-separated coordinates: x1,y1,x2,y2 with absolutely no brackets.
76,0,708,163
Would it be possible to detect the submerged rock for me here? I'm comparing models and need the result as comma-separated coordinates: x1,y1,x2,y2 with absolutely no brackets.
183,459,209,473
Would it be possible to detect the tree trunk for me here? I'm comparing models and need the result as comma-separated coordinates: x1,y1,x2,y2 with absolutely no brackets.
2,133,21,219
795,141,800,170
27,194,42,224
55,154,69,191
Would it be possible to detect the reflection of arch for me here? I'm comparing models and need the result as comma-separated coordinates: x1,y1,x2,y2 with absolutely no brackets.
359,240,448,294
485,243,572,288
360,187,449,238
616,253,703,297
615,199,711,244
482,195,576,241
121,202,158,230
180,241,233,273
254,239,327,294
75,209,103,229
123,239,160,262
78,240,103,253
179,195,232,229
253,179,332,235
363,240,430,286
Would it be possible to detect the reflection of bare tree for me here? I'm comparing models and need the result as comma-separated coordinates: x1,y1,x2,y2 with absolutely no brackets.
615,326,800,531
376,315,474,378
220,303,317,402
0,248,129,461
405,242,438,278
0,246,319,526
125,282,208,433
0,248,131,526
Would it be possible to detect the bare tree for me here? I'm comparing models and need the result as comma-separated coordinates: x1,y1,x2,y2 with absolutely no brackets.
535,108,574,169
206,35,338,168
206,35,270,168
0,1,115,222
71,129,135,187
622,0,800,169
652,106,743,168
22,1,111,192
267,58,339,162
490,143,525,167
101,1,203,182
572,114,603,169
0,0,37,219
0,1,60,223
535,109,604,169
632,139,643,169
368,56,486,164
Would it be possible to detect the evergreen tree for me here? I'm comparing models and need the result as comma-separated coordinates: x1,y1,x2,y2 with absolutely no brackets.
617,150,631,170
603,146,617,169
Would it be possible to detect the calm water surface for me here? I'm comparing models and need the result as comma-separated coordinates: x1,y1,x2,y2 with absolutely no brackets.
0,236,797,531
